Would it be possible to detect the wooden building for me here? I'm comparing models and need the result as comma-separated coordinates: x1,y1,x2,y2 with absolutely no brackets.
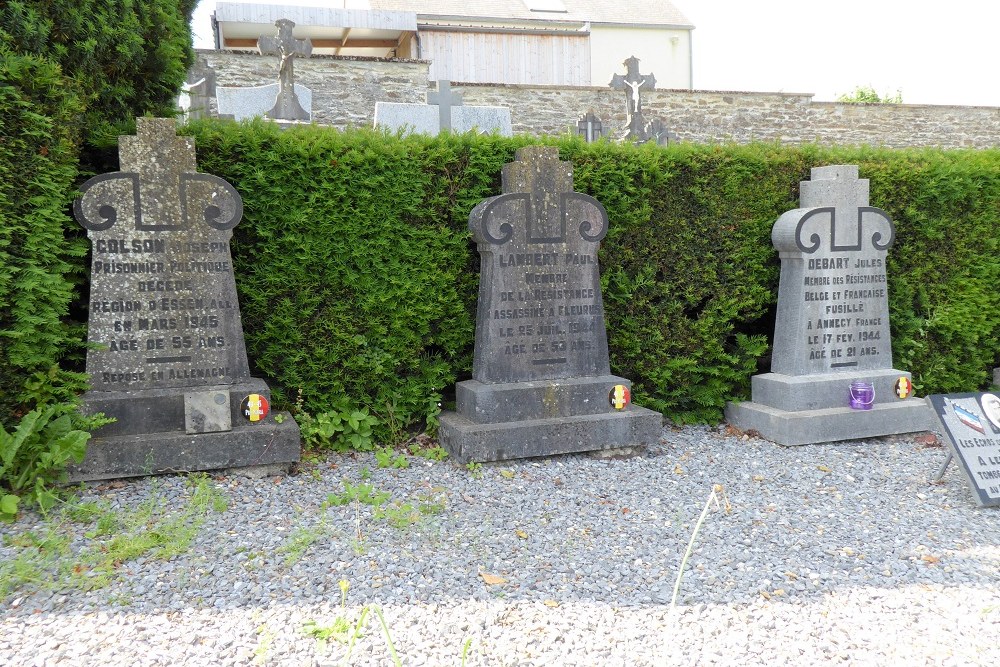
212,0,694,88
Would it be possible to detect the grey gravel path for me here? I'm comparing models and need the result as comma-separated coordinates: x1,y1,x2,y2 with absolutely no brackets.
2,425,999,666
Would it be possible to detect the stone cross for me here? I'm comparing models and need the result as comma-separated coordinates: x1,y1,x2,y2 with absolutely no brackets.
770,165,896,376
647,118,678,146
577,111,603,142
257,19,312,121
610,56,656,117
180,57,216,121
426,80,464,132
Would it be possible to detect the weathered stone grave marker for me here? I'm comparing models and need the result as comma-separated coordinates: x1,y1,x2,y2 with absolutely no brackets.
258,18,313,121
610,56,655,143
438,146,662,462
70,118,300,480
927,392,1000,508
577,111,603,142
725,165,932,445
374,80,512,136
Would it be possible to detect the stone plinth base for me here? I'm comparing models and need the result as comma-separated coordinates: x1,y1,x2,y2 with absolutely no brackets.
439,376,663,463
68,378,300,481
725,369,935,446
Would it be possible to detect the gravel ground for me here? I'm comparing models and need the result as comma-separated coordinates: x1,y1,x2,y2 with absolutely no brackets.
2,425,999,666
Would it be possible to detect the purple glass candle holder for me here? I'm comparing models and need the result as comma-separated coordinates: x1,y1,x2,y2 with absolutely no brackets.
849,381,875,410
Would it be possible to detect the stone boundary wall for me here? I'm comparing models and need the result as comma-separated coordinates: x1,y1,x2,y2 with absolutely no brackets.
198,50,1000,149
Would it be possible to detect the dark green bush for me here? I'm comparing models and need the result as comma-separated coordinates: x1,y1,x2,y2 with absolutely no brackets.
0,50,86,424
187,122,1000,431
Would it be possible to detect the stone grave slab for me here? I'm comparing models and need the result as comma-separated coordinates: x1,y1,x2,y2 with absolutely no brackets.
216,83,312,122
438,146,662,462
926,392,1000,508
69,117,299,480
374,80,512,137
725,165,933,445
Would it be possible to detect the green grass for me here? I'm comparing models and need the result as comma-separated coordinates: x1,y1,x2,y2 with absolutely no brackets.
0,473,228,600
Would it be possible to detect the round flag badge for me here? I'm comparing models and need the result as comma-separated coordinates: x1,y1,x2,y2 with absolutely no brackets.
894,377,913,399
609,384,630,410
241,394,270,423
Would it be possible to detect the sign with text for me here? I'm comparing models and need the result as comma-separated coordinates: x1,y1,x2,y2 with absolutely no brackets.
927,393,1000,508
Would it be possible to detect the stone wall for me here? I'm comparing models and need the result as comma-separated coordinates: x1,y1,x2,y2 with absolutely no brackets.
198,50,1000,149
199,50,430,128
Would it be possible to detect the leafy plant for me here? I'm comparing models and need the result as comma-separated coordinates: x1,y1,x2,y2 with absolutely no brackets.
375,446,409,469
0,405,111,520
837,85,903,104
408,443,449,461
323,481,391,509
298,403,380,453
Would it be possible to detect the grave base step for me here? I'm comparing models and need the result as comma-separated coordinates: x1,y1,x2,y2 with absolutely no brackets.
724,399,935,446
438,407,663,464
66,416,300,482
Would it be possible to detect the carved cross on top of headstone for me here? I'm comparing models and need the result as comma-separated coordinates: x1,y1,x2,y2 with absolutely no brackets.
610,56,656,118
577,111,603,143
426,80,464,131
258,19,312,121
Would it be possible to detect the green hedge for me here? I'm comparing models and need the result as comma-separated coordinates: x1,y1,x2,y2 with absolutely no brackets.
186,121,1000,431
0,50,86,423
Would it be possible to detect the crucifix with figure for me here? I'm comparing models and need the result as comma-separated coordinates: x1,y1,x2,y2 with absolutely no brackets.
610,56,656,141
258,19,312,121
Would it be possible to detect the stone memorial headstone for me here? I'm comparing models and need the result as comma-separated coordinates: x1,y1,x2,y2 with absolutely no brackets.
216,83,312,122
69,118,300,480
725,165,933,445
438,146,662,462
577,111,603,142
374,80,512,137
926,392,1000,507
610,56,655,143
258,18,312,121
647,118,678,146
426,80,463,131
179,57,216,121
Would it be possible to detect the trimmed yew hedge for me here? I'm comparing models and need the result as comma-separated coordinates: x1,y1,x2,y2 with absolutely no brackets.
182,120,1000,434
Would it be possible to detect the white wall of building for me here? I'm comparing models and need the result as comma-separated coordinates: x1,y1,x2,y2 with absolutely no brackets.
589,26,691,89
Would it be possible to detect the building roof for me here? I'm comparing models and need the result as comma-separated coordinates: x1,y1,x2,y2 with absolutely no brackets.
372,0,693,28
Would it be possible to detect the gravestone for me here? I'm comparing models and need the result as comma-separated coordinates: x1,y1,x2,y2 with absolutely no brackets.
577,111,603,142
610,56,655,143
926,392,1000,507
647,118,678,146
438,146,662,462
216,83,312,122
69,118,300,480
179,57,216,121
258,19,312,121
374,80,512,136
725,165,933,445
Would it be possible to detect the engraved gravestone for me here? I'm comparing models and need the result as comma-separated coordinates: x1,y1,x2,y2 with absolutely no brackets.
926,392,1000,508
438,146,662,462
726,165,933,445
577,111,603,142
69,118,300,480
